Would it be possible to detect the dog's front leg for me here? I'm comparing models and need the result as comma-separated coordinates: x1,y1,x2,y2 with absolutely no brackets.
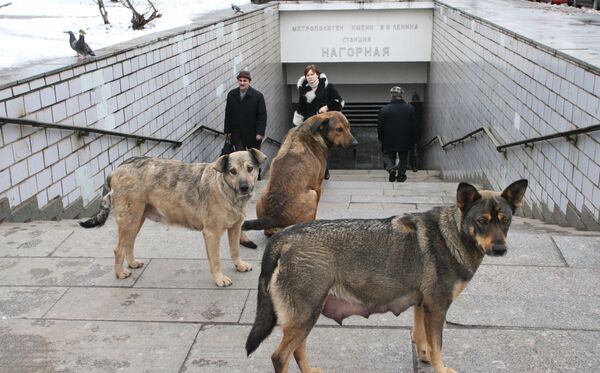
227,224,252,273
202,229,232,287
412,304,431,363
424,308,455,373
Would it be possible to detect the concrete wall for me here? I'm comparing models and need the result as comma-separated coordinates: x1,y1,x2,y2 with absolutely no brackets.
0,4,289,222
424,3,600,230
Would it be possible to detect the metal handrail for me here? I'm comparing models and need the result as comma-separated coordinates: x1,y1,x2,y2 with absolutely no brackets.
421,123,599,154
497,123,600,151
0,116,182,147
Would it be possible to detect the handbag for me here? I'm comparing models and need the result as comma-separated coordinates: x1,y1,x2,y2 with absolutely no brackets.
220,138,236,156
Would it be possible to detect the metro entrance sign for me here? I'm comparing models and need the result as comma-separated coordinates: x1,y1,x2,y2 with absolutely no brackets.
280,8,433,62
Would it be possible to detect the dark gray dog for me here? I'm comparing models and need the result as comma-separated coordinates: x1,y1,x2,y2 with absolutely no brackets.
246,180,528,373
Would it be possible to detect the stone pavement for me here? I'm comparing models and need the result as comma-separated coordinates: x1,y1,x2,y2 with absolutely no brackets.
0,170,599,372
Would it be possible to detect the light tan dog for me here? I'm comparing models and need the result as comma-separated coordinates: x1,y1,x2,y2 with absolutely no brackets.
242,111,357,236
79,149,267,287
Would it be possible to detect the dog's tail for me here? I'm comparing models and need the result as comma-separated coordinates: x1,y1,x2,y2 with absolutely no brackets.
78,175,112,228
241,217,278,231
245,239,281,356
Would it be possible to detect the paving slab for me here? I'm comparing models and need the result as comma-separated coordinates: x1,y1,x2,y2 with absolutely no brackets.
553,236,600,268
134,259,261,289
0,229,73,257
45,287,250,323
0,319,198,373
416,329,600,373
54,223,267,261
0,257,139,286
447,266,600,329
183,325,414,373
0,287,67,319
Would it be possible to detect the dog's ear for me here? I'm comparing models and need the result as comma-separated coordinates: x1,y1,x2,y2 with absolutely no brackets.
456,182,481,212
214,154,229,173
501,179,528,213
248,148,267,165
310,117,330,134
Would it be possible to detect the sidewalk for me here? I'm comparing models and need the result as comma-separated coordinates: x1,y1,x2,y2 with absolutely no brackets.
0,170,599,372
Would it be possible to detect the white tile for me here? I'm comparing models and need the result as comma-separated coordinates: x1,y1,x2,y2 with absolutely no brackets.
6,96,25,117
0,168,10,193
18,176,37,201
9,159,29,184
43,144,59,166
57,137,72,159
61,173,77,194
24,91,42,114
35,168,52,190
68,78,82,96
40,87,56,107
55,82,70,102
47,181,63,200
27,151,44,175
51,102,67,122
51,160,67,182
5,186,21,207
12,138,31,161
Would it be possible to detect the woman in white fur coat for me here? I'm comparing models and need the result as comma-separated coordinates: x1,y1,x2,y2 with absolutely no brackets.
293,64,344,179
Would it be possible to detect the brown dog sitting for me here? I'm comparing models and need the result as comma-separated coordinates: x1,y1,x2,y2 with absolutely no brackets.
242,111,358,236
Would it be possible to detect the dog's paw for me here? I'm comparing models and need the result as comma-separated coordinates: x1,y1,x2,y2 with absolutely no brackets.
115,270,131,279
128,260,144,269
235,261,252,272
214,274,233,287
240,240,257,249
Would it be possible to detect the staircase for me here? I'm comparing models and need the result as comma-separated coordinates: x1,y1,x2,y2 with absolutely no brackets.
331,102,387,169
341,102,386,127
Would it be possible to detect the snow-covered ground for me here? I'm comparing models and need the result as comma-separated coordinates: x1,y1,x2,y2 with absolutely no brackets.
0,0,250,70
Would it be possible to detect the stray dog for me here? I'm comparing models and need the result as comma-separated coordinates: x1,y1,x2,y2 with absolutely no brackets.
246,179,528,373
242,111,357,236
79,149,267,287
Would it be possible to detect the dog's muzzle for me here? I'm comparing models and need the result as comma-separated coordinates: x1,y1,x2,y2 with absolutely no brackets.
239,182,252,195
490,244,507,256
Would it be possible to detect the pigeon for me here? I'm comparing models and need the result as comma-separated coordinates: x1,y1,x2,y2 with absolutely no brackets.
64,30,95,59
231,4,244,14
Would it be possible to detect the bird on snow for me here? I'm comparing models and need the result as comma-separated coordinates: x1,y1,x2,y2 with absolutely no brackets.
64,30,95,59
231,4,244,14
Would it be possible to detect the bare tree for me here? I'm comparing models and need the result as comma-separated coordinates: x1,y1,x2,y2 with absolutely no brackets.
120,0,162,30
92,0,110,25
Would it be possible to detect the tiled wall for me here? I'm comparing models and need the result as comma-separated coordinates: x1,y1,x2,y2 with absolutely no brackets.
424,4,600,230
0,4,289,221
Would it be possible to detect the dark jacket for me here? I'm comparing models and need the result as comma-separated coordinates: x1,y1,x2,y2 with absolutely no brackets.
377,98,417,152
224,86,267,148
293,73,344,126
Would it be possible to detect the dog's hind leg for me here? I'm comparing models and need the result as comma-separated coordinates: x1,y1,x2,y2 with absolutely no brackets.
412,304,431,363
293,339,323,373
114,208,145,279
424,308,455,373
227,224,252,272
203,229,231,287
125,216,145,270
272,324,312,373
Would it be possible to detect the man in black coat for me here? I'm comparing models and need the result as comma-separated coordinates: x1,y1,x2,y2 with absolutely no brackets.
224,70,267,152
377,86,417,182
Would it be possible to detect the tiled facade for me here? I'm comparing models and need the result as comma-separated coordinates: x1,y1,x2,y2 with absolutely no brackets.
0,4,289,221
424,4,600,230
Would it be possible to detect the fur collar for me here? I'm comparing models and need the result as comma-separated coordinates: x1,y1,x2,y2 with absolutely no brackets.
297,73,328,90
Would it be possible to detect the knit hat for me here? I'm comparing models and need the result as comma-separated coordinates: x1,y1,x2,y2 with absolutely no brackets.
390,86,404,96
237,70,252,81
